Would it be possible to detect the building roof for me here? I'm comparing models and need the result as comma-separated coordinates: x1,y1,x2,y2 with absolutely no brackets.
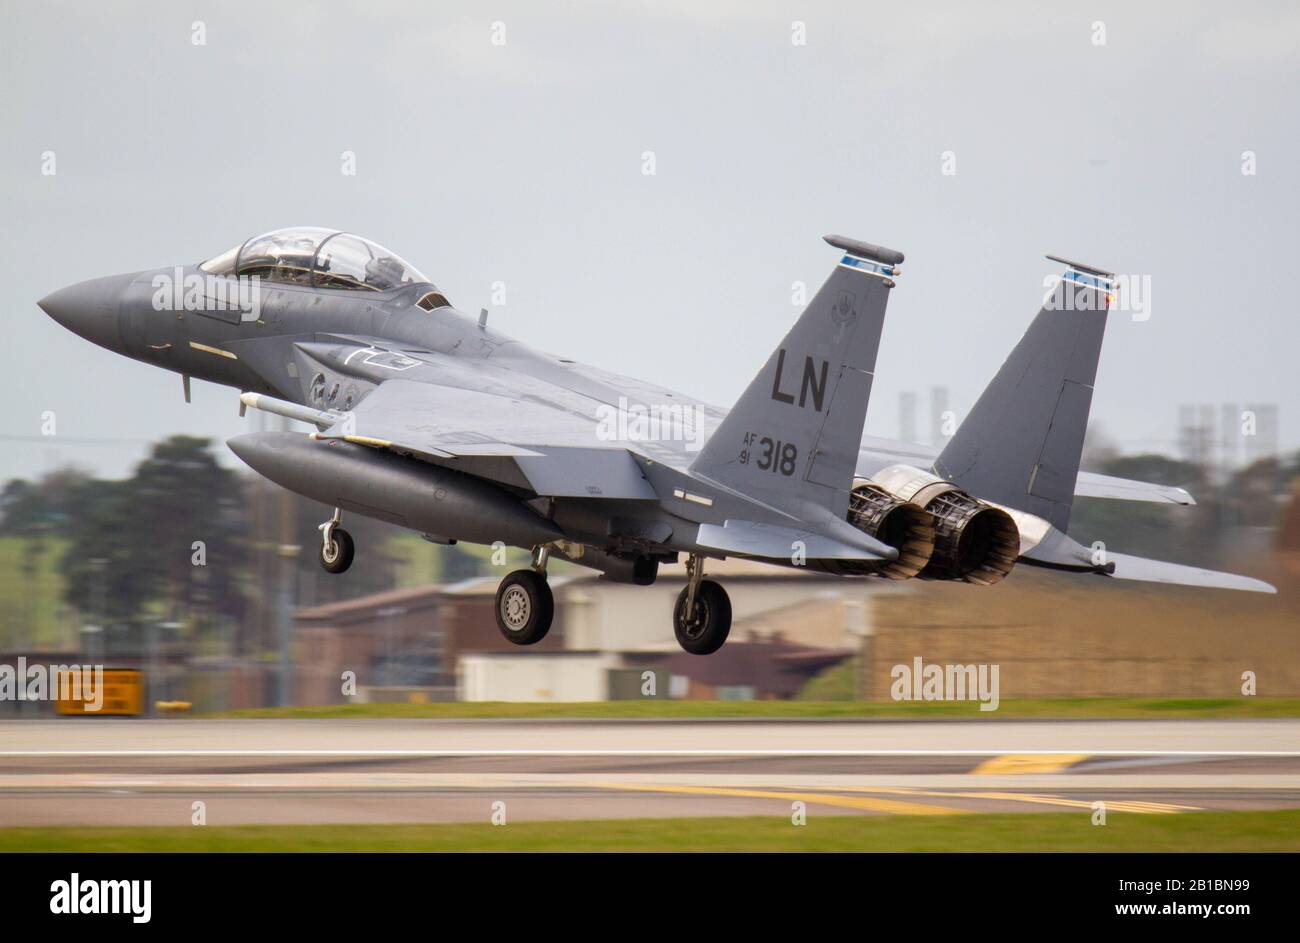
295,583,449,622
654,637,852,697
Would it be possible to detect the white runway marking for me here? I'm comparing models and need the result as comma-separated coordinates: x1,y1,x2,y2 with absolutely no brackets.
5,719,1295,756
2,749,1298,758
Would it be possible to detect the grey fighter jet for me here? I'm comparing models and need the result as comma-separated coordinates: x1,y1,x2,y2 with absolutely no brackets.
39,228,1275,655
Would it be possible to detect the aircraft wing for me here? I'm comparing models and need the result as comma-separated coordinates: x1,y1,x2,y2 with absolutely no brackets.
316,377,658,500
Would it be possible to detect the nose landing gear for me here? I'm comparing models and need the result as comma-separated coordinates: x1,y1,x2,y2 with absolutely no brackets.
494,545,555,645
317,508,355,574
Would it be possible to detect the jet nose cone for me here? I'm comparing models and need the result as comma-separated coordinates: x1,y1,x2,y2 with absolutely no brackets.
39,272,138,352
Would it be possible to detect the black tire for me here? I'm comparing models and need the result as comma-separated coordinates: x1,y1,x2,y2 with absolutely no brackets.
320,527,355,574
673,579,731,655
495,569,554,645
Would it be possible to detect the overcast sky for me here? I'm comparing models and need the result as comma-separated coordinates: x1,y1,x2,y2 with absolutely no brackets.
3,0,1297,483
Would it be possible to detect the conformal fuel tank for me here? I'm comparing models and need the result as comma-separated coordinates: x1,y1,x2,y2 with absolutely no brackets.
227,432,562,548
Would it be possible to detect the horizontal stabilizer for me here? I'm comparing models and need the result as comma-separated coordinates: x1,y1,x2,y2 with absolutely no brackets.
1104,552,1276,594
858,437,1200,507
1072,472,1195,506
1018,529,1275,593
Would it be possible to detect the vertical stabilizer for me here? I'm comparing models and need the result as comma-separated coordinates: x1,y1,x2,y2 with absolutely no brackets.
691,235,903,519
935,260,1114,531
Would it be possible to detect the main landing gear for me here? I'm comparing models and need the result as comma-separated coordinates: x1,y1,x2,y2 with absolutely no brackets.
495,545,554,645
673,554,731,655
317,508,355,574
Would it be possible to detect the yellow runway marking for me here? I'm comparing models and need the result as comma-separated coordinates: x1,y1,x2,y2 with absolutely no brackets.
590,782,968,816
830,785,1200,814
972,754,1091,775
1106,799,1202,814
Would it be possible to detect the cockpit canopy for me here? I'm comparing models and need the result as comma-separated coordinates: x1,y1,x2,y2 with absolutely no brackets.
200,228,431,293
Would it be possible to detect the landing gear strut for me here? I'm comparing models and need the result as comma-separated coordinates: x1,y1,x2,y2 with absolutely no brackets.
673,554,731,655
317,508,354,574
495,545,554,645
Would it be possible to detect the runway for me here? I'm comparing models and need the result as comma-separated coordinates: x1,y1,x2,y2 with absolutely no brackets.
2,719,1298,826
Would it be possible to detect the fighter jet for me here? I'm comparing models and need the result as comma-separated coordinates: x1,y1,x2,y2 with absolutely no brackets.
39,228,1274,655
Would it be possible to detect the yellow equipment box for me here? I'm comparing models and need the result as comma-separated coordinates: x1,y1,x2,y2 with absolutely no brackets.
54,668,144,716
